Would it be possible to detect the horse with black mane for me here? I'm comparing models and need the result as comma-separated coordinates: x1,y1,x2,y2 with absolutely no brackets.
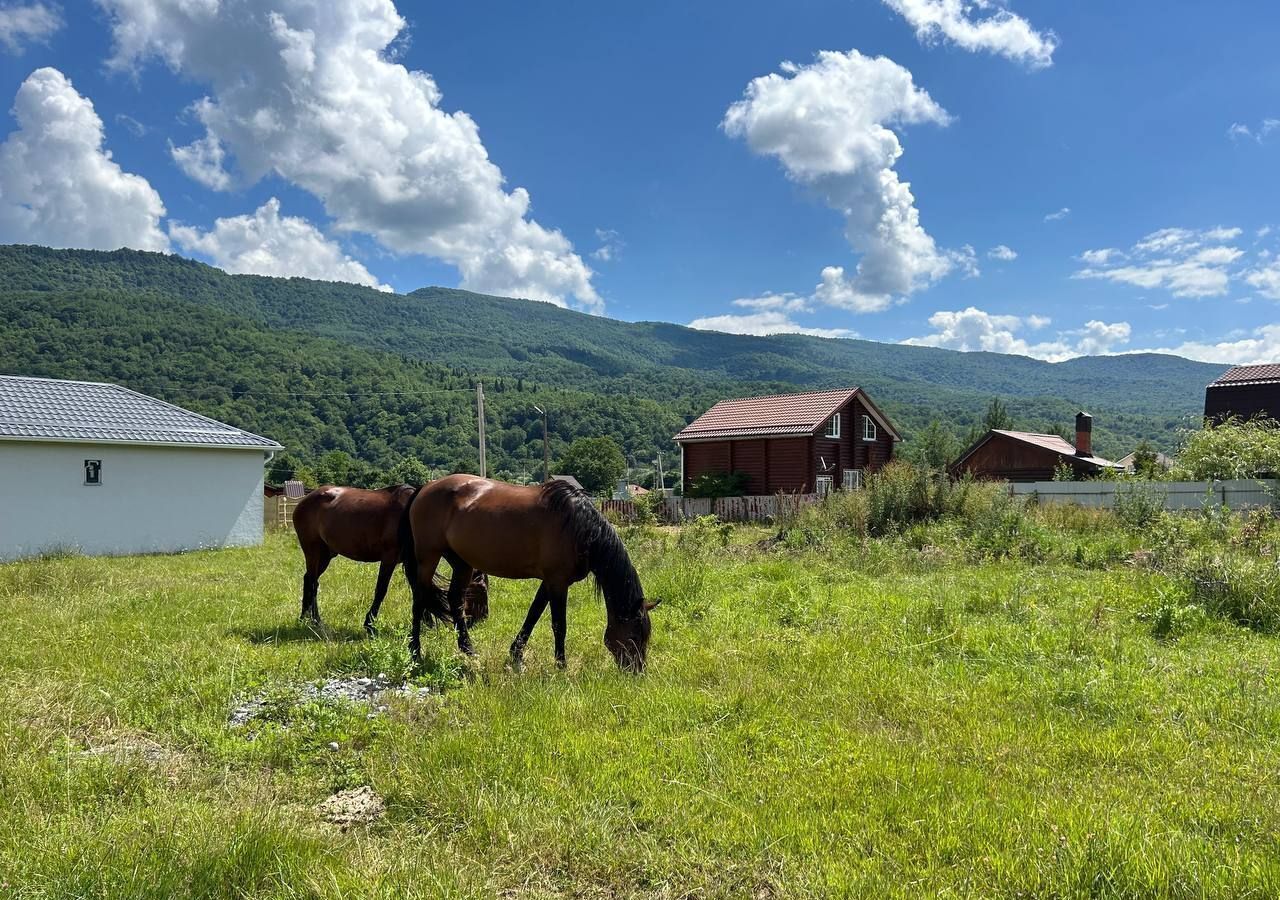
400,475,660,672
293,483,487,633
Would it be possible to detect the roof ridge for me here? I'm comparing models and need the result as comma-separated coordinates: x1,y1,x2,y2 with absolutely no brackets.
0,373,113,387
708,386,859,404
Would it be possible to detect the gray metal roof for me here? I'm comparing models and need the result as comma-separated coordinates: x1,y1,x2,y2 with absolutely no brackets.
0,375,281,450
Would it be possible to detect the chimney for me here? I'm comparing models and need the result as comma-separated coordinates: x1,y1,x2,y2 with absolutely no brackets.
1075,412,1093,457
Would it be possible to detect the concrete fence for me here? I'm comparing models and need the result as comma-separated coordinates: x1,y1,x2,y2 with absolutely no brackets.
1009,479,1279,511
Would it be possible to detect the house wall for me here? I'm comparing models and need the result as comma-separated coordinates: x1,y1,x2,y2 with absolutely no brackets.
0,441,265,561
812,397,896,486
1205,384,1280,424
681,436,813,494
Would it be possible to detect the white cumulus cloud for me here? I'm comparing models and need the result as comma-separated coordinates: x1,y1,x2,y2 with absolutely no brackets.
724,49,961,315
169,198,390,291
0,3,61,53
988,244,1017,261
1073,225,1245,298
1146,325,1280,365
882,0,1058,68
1044,207,1070,222
0,67,168,251
100,0,599,311
689,293,856,338
904,306,1130,361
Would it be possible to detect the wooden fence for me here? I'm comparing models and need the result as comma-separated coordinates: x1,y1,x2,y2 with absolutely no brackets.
1009,479,1279,512
264,495,304,530
600,493,819,524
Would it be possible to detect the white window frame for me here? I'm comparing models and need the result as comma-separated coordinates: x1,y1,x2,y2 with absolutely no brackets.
842,468,863,491
825,413,841,439
815,475,834,497
862,415,877,442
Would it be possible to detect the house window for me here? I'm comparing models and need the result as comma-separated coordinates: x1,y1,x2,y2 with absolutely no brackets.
83,459,102,485
825,414,841,439
862,415,877,441
842,468,863,491
816,475,833,497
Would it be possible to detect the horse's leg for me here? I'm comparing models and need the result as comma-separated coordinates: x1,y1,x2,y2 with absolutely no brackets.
408,552,442,660
549,586,570,669
301,549,332,625
509,584,551,670
445,561,476,656
363,559,397,636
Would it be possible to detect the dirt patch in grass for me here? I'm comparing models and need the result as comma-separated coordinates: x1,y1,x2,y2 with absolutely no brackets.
317,786,385,828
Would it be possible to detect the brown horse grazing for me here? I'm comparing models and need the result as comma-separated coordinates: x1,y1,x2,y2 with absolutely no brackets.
293,484,488,634
400,475,660,672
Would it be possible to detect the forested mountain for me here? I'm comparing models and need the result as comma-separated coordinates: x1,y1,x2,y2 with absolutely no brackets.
0,245,1224,483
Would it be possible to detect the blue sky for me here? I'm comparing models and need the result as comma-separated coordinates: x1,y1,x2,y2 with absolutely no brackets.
0,0,1276,363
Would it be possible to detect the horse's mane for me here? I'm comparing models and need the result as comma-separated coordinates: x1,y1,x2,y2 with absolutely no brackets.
539,479,644,619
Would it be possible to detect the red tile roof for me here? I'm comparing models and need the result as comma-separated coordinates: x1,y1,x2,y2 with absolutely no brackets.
674,388,901,442
1209,364,1280,386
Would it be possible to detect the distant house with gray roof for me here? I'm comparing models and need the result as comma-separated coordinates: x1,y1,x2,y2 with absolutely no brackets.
0,374,280,561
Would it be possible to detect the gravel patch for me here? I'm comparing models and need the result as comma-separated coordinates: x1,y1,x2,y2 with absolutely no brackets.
229,673,433,728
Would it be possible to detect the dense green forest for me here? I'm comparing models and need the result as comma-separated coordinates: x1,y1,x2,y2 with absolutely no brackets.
0,246,1226,484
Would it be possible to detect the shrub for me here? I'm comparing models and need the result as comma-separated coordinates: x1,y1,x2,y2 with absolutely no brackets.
1173,418,1280,480
685,470,749,499
1114,482,1165,530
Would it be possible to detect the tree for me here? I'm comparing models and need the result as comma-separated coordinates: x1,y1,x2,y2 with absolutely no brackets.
314,449,358,486
386,455,432,486
983,398,1013,431
1130,440,1163,479
915,420,959,471
557,436,626,494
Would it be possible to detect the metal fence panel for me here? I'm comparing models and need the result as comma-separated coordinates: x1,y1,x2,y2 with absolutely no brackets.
1009,479,1278,511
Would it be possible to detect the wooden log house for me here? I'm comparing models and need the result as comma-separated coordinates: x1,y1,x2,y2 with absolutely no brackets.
674,388,901,496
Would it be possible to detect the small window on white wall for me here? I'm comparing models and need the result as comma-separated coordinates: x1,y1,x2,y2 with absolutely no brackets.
862,416,877,441
825,414,841,439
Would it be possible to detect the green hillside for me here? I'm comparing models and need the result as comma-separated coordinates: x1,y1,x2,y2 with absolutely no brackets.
0,245,1224,481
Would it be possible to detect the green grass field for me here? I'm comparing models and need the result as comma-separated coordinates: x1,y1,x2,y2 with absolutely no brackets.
2,500,1280,898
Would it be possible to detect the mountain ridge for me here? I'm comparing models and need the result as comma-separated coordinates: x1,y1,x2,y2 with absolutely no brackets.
0,245,1222,476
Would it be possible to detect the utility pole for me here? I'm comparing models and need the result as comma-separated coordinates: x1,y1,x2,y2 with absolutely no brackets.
476,381,487,478
656,449,665,494
534,404,549,483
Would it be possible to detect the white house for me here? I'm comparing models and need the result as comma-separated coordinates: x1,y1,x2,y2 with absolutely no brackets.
0,375,281,562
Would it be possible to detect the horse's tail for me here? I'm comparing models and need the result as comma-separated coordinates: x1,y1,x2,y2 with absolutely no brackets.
398,484,424,592
398,484,451,622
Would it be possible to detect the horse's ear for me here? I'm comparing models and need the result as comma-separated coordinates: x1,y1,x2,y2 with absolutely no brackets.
643,597,663,612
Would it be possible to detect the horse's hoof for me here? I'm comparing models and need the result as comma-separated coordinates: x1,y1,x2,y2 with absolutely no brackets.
555,658,568,671
364,621,378,638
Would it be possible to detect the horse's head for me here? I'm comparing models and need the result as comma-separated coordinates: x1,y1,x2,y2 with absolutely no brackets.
604,598,661,673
